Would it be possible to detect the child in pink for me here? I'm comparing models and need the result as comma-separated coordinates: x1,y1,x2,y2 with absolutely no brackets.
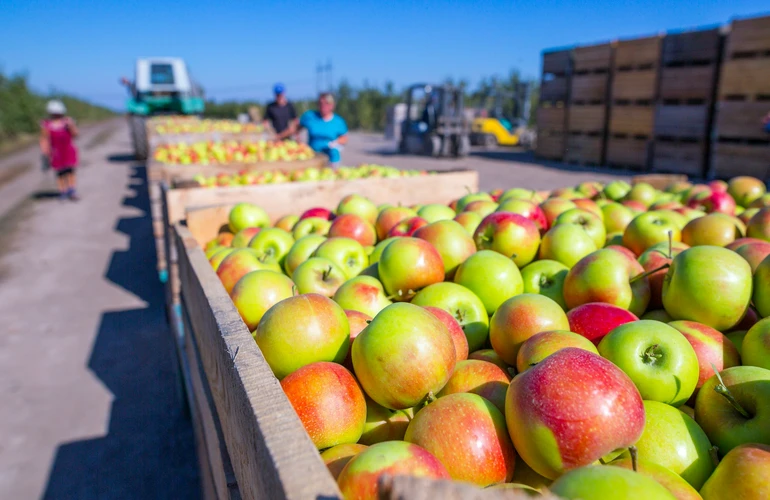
40,100,80,200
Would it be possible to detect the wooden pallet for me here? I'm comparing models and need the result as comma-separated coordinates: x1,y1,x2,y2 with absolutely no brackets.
662,28,721,66
715,101,770,140
651,140,707,177
724,15,770,58
571,74,610,102
567,105,607,133
535,133,566,160
542,48,572,75
540,76,570,103
659,65,719,101
710,141,770,180
718,59,770,100
654,104,710,138
573,43,613,73
608,105,655,137
611,70,659,101
606,136,651,170
565,135,605,165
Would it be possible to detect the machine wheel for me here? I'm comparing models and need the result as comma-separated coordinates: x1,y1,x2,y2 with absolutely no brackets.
484,134,497,148
425,135,441,157
455,136,470,158
130,115,149,161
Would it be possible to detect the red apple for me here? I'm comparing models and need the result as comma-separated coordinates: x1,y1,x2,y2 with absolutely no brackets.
300,207,334,221
539,198,577,227
747,206,770,242
669,320,742,393
231,227,262,248
709,179,728,193
388,216,429,237
496,198,549,233
423,306,469,361
216,248,280,294
321,443,368,480
688,190,737,215
377,237,444,301
328,214,377,247
606,244,638,261
638,241,689,309
468,349,511,373
700,444,770,500
573,198,603,219
567,302,639,345
728,238,770,272
622,199,648,212
414,220,476,279
474,212,541,267
343,310,372,370
375,206,417,240
437,359,511,414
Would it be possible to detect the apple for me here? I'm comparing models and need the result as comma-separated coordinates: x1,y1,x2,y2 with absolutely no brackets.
550,465,678,500
726,330,747,357
375,206,417,240
728,176,767,208
747,206,770,242
489,293,570,365
337,193,378,225
563,249,650,317
551,186,581,199
283,234,326,278
377,237,444,301
292,216,331,239
405,393,516,486
358,395,413,445
414,220,476,279
496,199,549,233
274,214,299,232
626,182,658,208
555,208,606,249
573,198,603,220
700,443,770,500
248,227,294,267
516,330,599,373
417,203,456,223
623,211,682,256
610,457,702,500
499,187,536,202
453,211,482,235
567,302,638,345
750,193,770,208
603,180,632,201
336,441,449,499
506,348,645,479
473,212,541,267
463,199,499,218
743,318,770,370
328,214,377,247
281,362,366,449
688,190,737,216
638,240,689,309
599,320,699,405
231,227,262,248
468,349,511,373
216,248,281,294
539,198,578,227
254,294,349,379
437,359,510,414
333,275,392,318
674,206,707,223
321,443,368,480
623,199,648,213
423,306,469,361
209,247,234,271
228,202,269,232
455,192,493,212
739,207,760,225
205,232,234,251
387,216,429,237
601,202,635,234
230,270,295,332
662,246,753,331
519,259,569,310
695,366,770,453
368,237,398,265
681,213,743,247
411,282,490,352
299,207,334,221
342,309,371,369
642,309,674,322
727,238,770,272
314,237,368,279
453,250,522,315
292,257,347,297
539,223,598,268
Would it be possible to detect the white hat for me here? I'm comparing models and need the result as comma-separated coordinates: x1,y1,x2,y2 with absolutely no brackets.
46,100,66,115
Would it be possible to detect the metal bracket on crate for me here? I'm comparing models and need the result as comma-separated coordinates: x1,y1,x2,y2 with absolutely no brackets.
158,269,169,283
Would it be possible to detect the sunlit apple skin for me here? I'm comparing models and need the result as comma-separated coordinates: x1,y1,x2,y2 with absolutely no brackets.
274,214,299,232
669,320,742,392
623,211,683,256
463,200,499,218
358,395,414,446
453,211,482,235
496,198,549,233
292,217,331,240
377,237,444,302
626,182,658,208
342,309,372,370
550,466,678,500
700,443,770,500
555,208,606,249
567,302,639,345
216,248,281,294
728,176,767,208
516,330,599,373
638,241,689,309
248,227,295,267
229,202,269,232
423,306,469,362
437,359,511,414
727,238,770,272
283,234,326,278
328,213,377,247
321,443,368,480
539,223,598,268
747,206,770,242
505,348,645,479
299,207,334,221
453,249,523,315
387,216,429,237
682,213,743,247
230,270,295,331
333,275,392,318
414,219,477,279
292,257,347,297
337,193,379,225
375,206,417,240
468,349,511,373
755,256,770,318
743,317,770,370
473,212,541,268
602,202,635,234
209,247,234,271
417,203,456,223
539,198,577,227
231,226,262,248
610,457,702,500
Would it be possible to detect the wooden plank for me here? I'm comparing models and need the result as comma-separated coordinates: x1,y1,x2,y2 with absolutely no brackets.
651,141,706,177
567,105,607,133
718,59,770,99
711,142,770,180
565,135,604,164
715,101,770,140
608,106,655,136
539,76,569,103
570,74,609,102
654,105,709,138
536,107,567,131
662,28,721,64
573,43,613,72
632,174,688,189
147,156,326,185
659,65,718,101
606,137,651,168
542,49,572,75
535,133,566,160
725,15,770,56
615,35,663,68
611,70,659,101
378,475,559,500
175,225,342,500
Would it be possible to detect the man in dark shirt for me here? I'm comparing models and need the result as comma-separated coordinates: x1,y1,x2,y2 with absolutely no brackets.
263,83,298,140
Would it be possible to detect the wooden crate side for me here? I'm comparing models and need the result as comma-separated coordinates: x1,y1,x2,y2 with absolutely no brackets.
565,135,604,164
608,106,655,136
659,65,718,101
662,28,721,64
535,133,566,160
570,74,609,102
725,15,770,56
715,101,770,139
611,70,659,101
718,59,770,98
573,43,613,72
606,137,651,168
651,141,706,177
540,77,570,103
537,107,567,131
147,157,327,185
711,143,770,180
175,225,341,500
632,173,688,189
542,49,572,74
615,36,663,67
654,105,710,138
567,105,607,133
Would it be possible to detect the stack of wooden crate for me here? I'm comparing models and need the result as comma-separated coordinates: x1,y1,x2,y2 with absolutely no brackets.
651,28,721,177
711,15,770,180
565,43,613,165
607,35,663,170
535,49,571,160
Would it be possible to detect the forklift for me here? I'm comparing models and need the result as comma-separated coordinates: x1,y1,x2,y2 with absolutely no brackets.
398,84,470,158
470,83,534,148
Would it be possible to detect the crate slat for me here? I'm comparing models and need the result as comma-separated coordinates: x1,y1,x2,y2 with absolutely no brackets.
606,137,651,168
651,141,706,177
659,65,718,101
568,105,607,133
535,133,566,160
715,101,770,139
609,106,655,136
536,107,567,131
662,28,721,65
725,15,770,56
654,105,710,138
542,49,572,74
718,59,770,99
570,74,610,102
540,77,570,103
573,43,613,72
565,135,604,164
711,142,770,180
611,70,659,101
614,36,663,68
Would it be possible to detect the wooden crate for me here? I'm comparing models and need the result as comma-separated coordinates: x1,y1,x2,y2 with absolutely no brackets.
606,136,651,169
535,132,566,160
662,28,721,65
632,173,688,189
536,106,567,131
570,74,610,102
654,105,710,138
542,49,572,75
540,76,570,103
651,140,706,177
565,135,604,165
573,43,613,72
567,105,607,133
718,59,770,99
659,65,718,101
611,70,659,101
724,15,770,57
614,35,663,68
715,101,770,140
711,142,770,180
608,105,655,137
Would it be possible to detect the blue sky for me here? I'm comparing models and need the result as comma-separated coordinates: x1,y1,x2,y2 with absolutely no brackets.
2,1,768,109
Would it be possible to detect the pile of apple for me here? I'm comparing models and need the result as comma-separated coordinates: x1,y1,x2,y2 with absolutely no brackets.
191,165,434,187
204,175,770,500
152,139,314,165
152,118,262,135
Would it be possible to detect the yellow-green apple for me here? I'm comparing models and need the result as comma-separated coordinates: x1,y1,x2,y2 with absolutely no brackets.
505,348,645,479
337,194,378,225
550,466,677,499
423,306,469,361
577,180,603,198
455,192,493,212
417,203,456,223
610,457,702,500
436,359,510,413
539,223,598,267
336,441,449,499
210,232,234,249
666,180,692,195
283,234,325,278
601,202,635,234
563,249,650,316
662,246,752,331
598,320,699,405
694,366,770,453
743,317,770,370
377,237,444,301
566,302,639,345
230,270,295,331
255,294,349,379
674,207,707,223
623,211,682,256
387,216,429,237
292,257,347,297
623,199,648,213
473,212,541,267
520,259,569,310
414,220,476,279
375,206,417,240
299,207,333,221
747,206,770,242
368,237,398,265
638,241,689,309
314,237,368,279
328,214,376,247
509,457,552,491
321,443,368,480
333,275,392,317
248,227,294,267
342,309,371,369
626,182,658,208
463,199,499,218
499,187,536,202
651,200,684,211
551,186,581,199
755,255,770,317
739,207,760,225
228,202,269,232
489,293,570,365
726,237,770,272
411,282,490,352
216,248,281,294
453,250,522,315
750,193,770,208
274,214,299,232
643,309,674,322
728,176,767,208
726,330,747,357
573,198,603,220
555,208,606,249
352,303,455,409
669,320,742,393
700,443,770,500
358,395,413,445
405,393,516,486
281,361,366,449
292,216,331,239
540,197,578,227
604,180,632,201
468,349,510,373
516,330,599,373
453,211,482,235
496,199,549,233
625,400,714,489
204,244,224,257
231,227,262,248
681,213,743,247
209,247,234,271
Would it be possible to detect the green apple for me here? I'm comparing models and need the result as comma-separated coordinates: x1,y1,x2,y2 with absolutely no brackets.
230,270,295,332
412,282,489,352
337,194,378,225
728,176,767,208
609,457,702,500
231,227,262,248
623,211,683,256
453,212,482,235
283,234,326,278
550,465,676,499
292,257,347,297
520,259,569,310
208,247,234,271
604,180,632,201
555,208,606,249
743,317,770,370
626,182,658,208
228,202,269,232
539,223,598,268
314,237,368,279
274,214,299,232
499,187,536,202
377,237,444,301
248,227,294,267
516,330,599,373
598,320,699,405
368,237,398,265
641,309,674,322
333,275,392,317
292,216,331,239
455,192,493,212
601,202,635,234
681,213,743,247
453,250,523,315
417,203,456,223
414,220,476,279
754,254,770,317
700,443,770,500
725,330,747,357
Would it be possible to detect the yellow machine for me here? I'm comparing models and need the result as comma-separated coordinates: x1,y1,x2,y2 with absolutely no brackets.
469,86,533,148
471,116,521,147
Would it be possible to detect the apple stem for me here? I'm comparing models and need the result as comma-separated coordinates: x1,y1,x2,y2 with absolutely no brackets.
629,446,638,472
291,285,298,296
322,266,332,280
667,230,673,260
711,363,751,419
709,446,720,467
631,263,670,283
598,457,607,465
642,344,663,364
422,392,437,408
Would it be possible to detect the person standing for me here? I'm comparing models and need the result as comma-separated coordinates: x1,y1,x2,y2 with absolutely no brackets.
298,93,349,166
263,84,298,140
40,100,80,200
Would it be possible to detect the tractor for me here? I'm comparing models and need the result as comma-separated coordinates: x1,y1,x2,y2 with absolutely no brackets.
121,58,205,160
399,84,470,158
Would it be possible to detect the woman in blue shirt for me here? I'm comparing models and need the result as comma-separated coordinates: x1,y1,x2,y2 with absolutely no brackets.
298,93,349,166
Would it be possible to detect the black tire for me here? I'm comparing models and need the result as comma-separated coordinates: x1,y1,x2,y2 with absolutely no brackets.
484,134,497,148
455,135,470,158
130,115,148,161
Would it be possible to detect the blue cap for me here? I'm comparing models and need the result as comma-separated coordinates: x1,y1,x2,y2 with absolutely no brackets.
273,83,285,95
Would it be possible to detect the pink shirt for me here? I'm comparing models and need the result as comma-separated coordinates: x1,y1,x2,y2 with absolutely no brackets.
43,119,78,169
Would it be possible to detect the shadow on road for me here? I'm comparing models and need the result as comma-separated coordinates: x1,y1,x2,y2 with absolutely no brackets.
42,160,200,500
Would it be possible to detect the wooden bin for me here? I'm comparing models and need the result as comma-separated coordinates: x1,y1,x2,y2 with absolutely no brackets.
606,136,651,170
540,49,572,104
535,132,566,160
571,43,612,103
565,135,604,165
